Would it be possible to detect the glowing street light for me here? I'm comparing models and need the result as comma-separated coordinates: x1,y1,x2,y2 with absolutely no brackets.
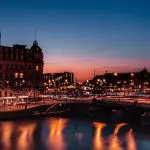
131,73,134,77
117,81,120,84
114,72,118,76
97,79,101,82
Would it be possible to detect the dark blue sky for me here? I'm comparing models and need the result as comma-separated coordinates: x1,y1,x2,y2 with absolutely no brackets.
0,0,150,80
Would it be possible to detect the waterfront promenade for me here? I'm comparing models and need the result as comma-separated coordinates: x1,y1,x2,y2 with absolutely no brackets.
0,98,90,112
0,96,150,113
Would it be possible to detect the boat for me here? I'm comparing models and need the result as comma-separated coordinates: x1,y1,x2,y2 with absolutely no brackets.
141,112,150,126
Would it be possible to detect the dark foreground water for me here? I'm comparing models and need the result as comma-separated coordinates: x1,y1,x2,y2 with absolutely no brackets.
0,117,150,150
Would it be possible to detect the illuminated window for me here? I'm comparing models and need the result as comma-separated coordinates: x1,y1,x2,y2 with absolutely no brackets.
66,73,68,77
4,91,7,97
36,65,39,71
14,73,18,78
20,73,23,78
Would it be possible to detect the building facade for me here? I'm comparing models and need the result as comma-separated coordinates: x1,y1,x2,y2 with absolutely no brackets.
92,68,150,93
44,72,74,89
0,41,44,97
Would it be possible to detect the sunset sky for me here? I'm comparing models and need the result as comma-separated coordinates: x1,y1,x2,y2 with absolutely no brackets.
0,0,150,81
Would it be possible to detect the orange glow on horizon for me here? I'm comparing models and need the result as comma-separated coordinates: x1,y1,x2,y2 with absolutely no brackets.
44,57,150,81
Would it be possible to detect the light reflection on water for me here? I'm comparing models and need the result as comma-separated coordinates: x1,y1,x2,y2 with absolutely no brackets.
1,122,14,150
46,118,69,150
0,118,148,150
108,123,127,150
16,123,36,150
126,129,137,150
93,122,106,150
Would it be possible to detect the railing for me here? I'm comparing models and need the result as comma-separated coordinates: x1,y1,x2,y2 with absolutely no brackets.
0,96,150,113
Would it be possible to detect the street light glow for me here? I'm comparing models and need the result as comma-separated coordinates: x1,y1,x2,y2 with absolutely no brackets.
114,72,118,76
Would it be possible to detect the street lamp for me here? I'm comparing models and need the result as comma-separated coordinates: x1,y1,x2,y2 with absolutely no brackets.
114,72,118,76
97,79,100,82
131,73,134,77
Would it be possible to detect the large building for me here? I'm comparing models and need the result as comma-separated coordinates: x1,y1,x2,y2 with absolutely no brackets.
0,40,44,97
44,72,74,89
92,68,150,93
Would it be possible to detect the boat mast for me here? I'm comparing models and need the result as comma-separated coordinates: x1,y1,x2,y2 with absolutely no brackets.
94,68,96,99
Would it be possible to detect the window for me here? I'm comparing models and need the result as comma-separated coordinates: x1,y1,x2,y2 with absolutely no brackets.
65,73,68,77
36,65,39,71
20,73,23,78
6,65,9,69
5,73,8,79
20,66,24,70
4,91,7,97
14,73,18,78
0,73,3,79
10,92,12,96
28,66,31,70
11,65,13,69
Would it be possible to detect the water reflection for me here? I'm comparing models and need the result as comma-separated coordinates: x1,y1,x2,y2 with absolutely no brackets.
16,123,36,150
109,123,127,150
1,122,14,150
0,118,148,150
75,132,83,145
126,129,137,150
93,122,106,150
47,118,69,150
113,123,127,135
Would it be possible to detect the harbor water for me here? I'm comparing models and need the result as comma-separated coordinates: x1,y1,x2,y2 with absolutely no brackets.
0,117,149,150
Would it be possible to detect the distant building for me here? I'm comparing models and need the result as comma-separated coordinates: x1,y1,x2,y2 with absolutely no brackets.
0,41,44,97
44,72,74,88
92,68,150,92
